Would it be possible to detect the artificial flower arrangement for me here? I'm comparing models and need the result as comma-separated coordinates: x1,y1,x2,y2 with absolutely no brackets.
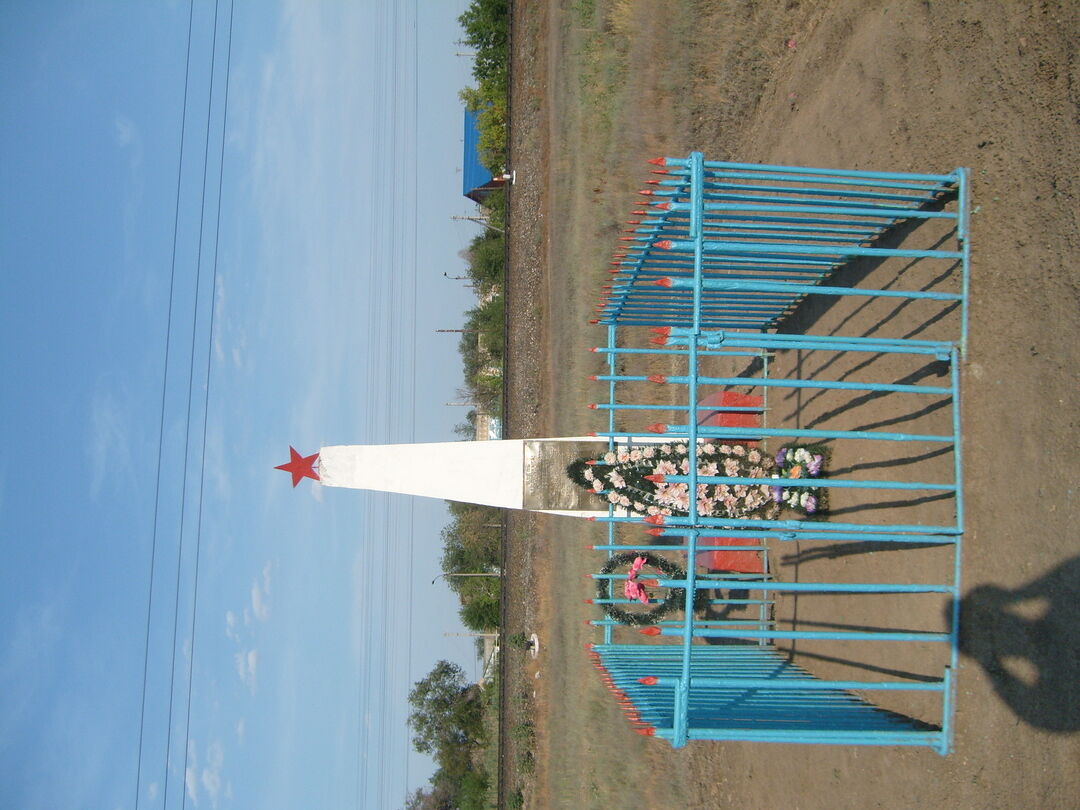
567,440,828,521
769,443,830,517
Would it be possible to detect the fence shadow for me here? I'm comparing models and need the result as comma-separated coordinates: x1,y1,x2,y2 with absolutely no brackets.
952,555,1080,732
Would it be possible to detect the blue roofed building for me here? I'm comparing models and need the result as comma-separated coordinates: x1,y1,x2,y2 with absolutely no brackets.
463,108,503,203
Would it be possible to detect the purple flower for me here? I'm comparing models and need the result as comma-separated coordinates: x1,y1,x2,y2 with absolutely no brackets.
770,485,784,503
775,448,787,465
804,495,817,513
808,454,824,476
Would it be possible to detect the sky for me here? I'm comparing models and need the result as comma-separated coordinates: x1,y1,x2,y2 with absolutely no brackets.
0,1,488,807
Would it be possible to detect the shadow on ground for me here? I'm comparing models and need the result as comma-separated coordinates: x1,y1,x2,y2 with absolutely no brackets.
953,555,1080,732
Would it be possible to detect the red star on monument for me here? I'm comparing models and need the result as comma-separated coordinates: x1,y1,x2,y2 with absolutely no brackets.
275,446,320,487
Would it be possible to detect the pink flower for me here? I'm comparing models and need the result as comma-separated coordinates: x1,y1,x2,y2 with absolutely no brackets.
624,579,650,604
654,460,678,476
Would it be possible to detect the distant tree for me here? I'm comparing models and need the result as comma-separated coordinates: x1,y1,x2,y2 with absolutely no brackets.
403,785,454,810
460,593,500,631
407,660,484,756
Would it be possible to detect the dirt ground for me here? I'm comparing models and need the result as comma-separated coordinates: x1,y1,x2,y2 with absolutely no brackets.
501,1,1079,808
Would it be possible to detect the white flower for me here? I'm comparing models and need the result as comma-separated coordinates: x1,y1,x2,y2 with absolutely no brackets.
732,445,746,456
603,452,616,464
583,468,595,481
609,471,626,489
747,449,761,463
642,446,656,458
629,449,643,462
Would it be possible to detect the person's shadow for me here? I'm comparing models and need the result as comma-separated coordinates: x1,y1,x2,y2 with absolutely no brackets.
953,555,1080,731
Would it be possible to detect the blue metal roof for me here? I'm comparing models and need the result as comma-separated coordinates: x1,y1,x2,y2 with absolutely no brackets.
463,108,493,198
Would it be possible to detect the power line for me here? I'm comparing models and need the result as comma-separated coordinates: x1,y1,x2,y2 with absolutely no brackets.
163,0,222,804
134,1,195,807
179,1,235,808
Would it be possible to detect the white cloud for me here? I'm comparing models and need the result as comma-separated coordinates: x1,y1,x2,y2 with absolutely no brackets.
250,563,272,621
225,610,238,642
185,743,200,807
147,782,158,801
201,740,225,807
87,387,133,497
185,767,199,805
235,718,246,742
250,583,269,622
235,648,259,693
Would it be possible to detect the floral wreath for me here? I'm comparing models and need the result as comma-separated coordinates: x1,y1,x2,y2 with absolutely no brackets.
595,551,708,626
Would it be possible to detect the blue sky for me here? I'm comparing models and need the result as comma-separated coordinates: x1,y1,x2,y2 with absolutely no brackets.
1,1,487,807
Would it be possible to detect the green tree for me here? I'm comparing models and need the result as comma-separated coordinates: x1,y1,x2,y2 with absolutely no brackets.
460,593,500,631
407,660,484,756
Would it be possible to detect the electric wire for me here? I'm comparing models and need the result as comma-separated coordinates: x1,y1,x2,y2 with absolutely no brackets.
134,2,195,807
162,0,222,804
179,2,234,808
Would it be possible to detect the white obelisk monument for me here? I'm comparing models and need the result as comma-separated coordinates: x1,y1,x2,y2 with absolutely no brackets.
276,437,656,516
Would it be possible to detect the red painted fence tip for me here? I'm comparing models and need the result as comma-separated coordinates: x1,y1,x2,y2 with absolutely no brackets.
647,157,665,165
655,239,673,250
647,374,667,384
638,676,659,685
639,626,662,636
654,277,673,288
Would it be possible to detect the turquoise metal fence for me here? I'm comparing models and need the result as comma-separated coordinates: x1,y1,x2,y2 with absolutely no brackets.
585,153,968,754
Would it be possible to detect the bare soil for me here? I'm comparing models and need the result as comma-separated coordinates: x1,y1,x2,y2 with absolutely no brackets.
502,1,1080,808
